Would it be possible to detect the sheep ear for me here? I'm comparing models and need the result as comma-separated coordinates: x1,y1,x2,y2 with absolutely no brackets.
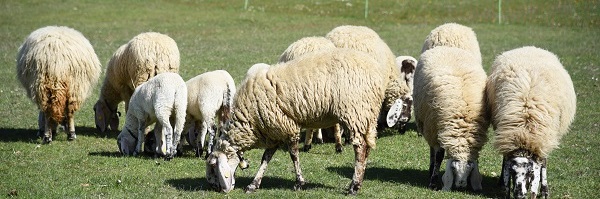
441,162,454,191
94,102,107,132
470,162,483,191
386,99,404,127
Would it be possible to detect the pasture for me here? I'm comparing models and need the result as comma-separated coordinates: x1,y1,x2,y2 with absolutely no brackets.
1,0,598,198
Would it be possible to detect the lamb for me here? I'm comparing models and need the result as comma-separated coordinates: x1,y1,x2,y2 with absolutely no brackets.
184,70,235,158
486,46,576,199
277,36,343,152
413,46,489,191
94,32,180,133
16,26,101,143
206,48,388,195
117,72,187,160
421,23,482,64
325,25,416,134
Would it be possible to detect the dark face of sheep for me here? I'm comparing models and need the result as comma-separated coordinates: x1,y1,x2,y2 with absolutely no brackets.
442,158,482,191
206,150,242,193
93,100,120,132
505,156,541,199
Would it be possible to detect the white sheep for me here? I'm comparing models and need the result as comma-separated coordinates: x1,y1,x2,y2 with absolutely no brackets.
94,32,180,133
414,46,489,191
421,23,482,64
206,48,388,195
277,36,344,152
16,26,101,143
117,72,187,160
487,46,576,199
326,25,416,133
184,70,236,158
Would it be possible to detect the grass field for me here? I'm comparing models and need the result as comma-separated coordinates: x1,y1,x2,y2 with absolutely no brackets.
1,0,599,198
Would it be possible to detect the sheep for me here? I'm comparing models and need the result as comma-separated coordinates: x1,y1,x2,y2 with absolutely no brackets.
421,23,482,64
94,32,180,133
413,46,489,191
16,26,101,143
486,46,576,199
325,25,416,134
184,70,236,158
205,48,388,195
385,56,418,134
116,72,187,160
277,36,344,152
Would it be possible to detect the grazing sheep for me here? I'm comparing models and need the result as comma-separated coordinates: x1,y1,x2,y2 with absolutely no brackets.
206,49,388,195
94,32,180,132
117,72,187,160
277,36,343,152
16,26,101,143
385,56,418,134
326,25,416,133
487,46,576,199
184,70,235,158
421,23,482,64
414,46,489,191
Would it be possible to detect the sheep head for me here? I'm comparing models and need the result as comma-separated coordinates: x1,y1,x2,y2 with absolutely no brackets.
503,150,543,199
385,96,413,133
206,139,248,193
442,158,482,191
93,99,120,132
117,127,137,156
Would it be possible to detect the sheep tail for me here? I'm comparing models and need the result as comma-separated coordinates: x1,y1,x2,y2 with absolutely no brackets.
40,79,69,124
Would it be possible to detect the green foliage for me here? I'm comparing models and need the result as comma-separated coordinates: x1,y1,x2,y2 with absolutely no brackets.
1,0,598,198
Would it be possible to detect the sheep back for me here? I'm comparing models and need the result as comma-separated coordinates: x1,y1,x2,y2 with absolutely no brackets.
414,46,489,161
227,49,387,150
278,36,336,63
186,70,236,121
16,26,101,122
487,46,576,158
100,32,180,103
421,23,481,64
325,25,405,111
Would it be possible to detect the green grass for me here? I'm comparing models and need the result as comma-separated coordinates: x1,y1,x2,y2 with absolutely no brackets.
1,0,599,198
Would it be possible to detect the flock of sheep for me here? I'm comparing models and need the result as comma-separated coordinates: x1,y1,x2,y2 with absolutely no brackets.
15,23,576,198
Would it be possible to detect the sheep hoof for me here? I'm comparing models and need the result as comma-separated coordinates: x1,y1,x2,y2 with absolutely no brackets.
195,148,203,158
293,181,306,191
428,183,438,190
244,184,257,193
335,145,343,153
347,181,361,195
42,136,52,144
315,138,323,144
67,131,76,141
302,145,311,152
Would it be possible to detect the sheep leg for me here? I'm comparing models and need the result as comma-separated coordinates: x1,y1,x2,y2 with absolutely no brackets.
134,119,146,156
540,158,548,199
348,136,368,195
245,148,277,193
498,156,506,187
289,141,306,190
37,111,45,137
315,129,323,144
196,120,210,158
66,115,76,140
206,122,218,159
428,147,445,190
303,129,314,152
503,157,511,199
530,159,541,199
334,124,343,153
42,114,58,144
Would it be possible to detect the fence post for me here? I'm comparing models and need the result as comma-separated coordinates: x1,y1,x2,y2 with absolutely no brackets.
498,0,502,24
244,0,249,10
365,0,369,19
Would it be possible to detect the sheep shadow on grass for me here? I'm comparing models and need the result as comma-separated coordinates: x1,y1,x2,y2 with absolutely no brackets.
326,166,503,198
0,126,116,143
166,176,335,192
